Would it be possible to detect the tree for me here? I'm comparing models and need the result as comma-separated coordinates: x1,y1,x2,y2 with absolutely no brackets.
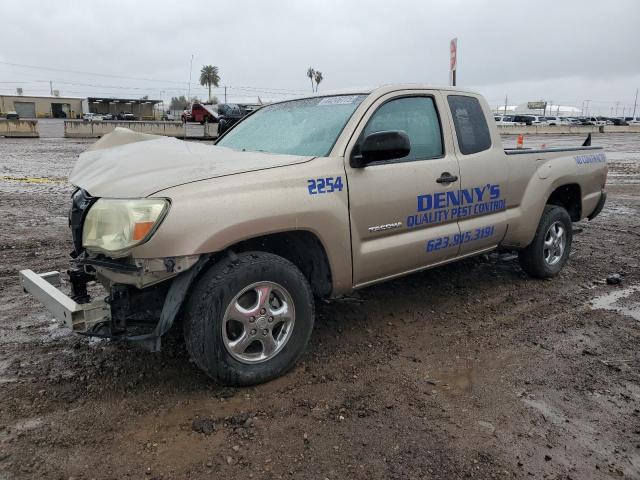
306,67,315,92
199,65,220,102
170,96,189,110
314,71,323,92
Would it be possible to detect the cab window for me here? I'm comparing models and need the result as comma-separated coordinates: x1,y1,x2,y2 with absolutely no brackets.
362,96,443,162
447,95,491,155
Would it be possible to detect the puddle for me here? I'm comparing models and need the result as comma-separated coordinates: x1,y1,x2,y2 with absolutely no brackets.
434,367,474,394
0,358,16,384
0,416,44,442
598,204,638,218
590,285,640,321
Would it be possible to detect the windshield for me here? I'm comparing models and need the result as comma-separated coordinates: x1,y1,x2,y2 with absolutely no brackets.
217,94,368,156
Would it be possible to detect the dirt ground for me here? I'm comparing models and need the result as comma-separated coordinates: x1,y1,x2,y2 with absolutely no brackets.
1,133,639,480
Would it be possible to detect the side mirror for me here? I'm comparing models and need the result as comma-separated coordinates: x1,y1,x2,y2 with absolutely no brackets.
351,130,411,168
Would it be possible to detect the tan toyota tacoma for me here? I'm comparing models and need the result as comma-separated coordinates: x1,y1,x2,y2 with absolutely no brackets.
20,85,607,386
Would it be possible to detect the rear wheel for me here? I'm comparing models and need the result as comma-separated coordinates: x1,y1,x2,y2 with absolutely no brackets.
518,205,572,278
182,252,314,386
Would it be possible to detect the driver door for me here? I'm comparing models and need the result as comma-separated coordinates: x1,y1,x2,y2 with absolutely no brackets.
344,91,462,287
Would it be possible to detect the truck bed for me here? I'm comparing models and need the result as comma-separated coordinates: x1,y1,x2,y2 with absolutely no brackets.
504,145,603,155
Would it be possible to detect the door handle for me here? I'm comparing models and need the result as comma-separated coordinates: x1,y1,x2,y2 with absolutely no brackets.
436,172,458,184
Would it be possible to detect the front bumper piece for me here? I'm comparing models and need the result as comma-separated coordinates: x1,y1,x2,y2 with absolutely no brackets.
19,269,110,331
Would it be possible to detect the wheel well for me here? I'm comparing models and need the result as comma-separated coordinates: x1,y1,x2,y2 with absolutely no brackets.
227,231,333,298
547,184,581,221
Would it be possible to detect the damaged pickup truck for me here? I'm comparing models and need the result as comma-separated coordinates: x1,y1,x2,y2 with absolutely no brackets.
20,85,608,386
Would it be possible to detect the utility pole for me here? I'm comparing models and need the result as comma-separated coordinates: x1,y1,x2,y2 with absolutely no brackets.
49,80,53,95
633,88,638,118
224,86,227,103
615,101,620,116
187,54,194,101
504,95,508,114
584,100,591,117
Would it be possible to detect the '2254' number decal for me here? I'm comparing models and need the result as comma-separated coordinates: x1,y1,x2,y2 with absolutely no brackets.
307,176,344,195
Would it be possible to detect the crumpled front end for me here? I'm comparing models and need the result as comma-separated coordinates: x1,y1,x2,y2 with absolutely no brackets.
19,186,209,351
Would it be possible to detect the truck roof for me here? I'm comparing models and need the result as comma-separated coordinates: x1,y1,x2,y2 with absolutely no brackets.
286,84,481,102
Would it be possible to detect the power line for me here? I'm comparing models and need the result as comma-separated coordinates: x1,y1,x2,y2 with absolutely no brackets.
0,60,187,85
0,60,309,96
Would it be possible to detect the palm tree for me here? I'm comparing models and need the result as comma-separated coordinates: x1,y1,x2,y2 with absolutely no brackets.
199,65,220,102
307,67,316,92
314,71,323,92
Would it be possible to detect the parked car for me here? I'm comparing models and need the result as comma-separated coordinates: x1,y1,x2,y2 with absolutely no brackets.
117,112,136,121
512,115,536,125
607,117,628,126
82,113,103,122
494,115,524,126
162,112,175,121
566,117,583,126
20,85,608,386
102,113,116,121
217,103,246,134
5,111,19,120
545,116,571,126
581,116,607,126
182,103,217,124
623,117,640,125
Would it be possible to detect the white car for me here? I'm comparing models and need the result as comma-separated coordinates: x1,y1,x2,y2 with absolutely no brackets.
82,113,103,122
583,117,607,126
494,115,524,126
545,116,571,126
530,115,547,125
624,117,640,125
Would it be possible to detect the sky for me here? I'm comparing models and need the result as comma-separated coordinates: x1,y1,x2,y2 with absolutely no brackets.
0,0,638,115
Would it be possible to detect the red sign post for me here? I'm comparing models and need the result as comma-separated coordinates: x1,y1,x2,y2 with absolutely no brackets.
450,37,458,86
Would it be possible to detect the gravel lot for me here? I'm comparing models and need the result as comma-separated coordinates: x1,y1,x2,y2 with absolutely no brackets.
0,133,639,479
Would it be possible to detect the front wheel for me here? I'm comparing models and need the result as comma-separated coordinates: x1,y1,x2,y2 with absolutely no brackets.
518,205,573,278
182,252,314,386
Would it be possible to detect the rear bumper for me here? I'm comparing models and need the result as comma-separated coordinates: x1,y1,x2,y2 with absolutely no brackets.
19,269,111,332
588,189,607,220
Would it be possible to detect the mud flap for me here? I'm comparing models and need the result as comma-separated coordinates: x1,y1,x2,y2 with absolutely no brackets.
588,190,607,221
126,254,212,352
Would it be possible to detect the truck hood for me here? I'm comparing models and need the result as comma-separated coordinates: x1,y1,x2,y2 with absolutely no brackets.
70,128,314,197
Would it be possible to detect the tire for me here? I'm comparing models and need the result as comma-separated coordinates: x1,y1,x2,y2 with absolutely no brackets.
182,251,314,386
518,205,573,279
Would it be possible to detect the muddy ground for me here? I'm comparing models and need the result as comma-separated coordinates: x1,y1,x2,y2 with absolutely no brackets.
0,132,639,480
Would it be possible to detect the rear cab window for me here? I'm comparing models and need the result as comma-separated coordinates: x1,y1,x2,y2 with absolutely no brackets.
447,95,491,155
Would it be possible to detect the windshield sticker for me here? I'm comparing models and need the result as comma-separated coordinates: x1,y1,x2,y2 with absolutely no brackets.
407,184,505,228
574,153,606,165
317,96,360,106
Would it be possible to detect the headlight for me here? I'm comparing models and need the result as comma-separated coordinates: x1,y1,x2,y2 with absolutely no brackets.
82,198,169,256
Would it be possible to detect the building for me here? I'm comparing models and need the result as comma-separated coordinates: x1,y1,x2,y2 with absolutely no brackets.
0,94,163,120
512,103,581,116
492,103,582,117
0,94,84,118
85,97,162,120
